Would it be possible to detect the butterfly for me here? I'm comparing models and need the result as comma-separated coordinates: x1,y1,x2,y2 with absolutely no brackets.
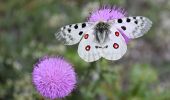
55,16,152,62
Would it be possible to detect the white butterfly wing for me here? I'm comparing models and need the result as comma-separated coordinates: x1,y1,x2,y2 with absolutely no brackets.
101,27,127,60
113,16,152,39
55,22,93,45
78,30,101,62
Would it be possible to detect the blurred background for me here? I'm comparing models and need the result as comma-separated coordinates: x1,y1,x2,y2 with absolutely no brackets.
0,0,170,100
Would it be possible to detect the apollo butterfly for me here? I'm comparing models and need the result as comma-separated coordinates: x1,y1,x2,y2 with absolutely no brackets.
55,16,152,62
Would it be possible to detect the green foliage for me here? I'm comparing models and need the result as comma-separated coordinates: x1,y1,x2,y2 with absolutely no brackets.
0,0,170,100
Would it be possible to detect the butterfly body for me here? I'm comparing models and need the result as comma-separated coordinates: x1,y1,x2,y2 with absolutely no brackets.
94,22,110,44
56,16,152,62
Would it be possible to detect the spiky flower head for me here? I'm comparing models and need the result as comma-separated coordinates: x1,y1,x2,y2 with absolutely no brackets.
88,6,127,22
87,6,130,43
32,56,76,99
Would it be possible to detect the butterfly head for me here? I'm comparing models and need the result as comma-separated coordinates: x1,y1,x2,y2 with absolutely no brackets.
94,22,111,44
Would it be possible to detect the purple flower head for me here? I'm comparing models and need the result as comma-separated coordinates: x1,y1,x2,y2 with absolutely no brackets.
87,6,127,22
87,5,130,43
32,56,76,99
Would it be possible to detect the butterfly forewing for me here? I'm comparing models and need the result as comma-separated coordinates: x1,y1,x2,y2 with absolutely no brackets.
55,22,94,45
113,16,152,39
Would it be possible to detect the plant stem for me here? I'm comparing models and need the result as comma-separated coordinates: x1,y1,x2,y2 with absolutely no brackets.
99,0,103,7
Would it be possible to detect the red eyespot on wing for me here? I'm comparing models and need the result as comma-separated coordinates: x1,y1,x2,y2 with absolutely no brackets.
85,45,91,51
113,43,119,49
84,34,89,39
115,31,119,37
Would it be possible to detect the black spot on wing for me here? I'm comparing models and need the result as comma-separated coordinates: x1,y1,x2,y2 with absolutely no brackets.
68,28,71,33
95,46,102,49
118,19,123,23
140,16,143,19
79,31,83,35
82,23,86,28
121,26,126,30
74,24,78,29
95,46,99,48
126,18,131,22
134,20,138,24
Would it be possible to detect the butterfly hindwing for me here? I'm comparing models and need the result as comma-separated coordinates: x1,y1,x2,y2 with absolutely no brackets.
113,16,152,39
55,22,93,45
78,30,101,62
101,27,127,60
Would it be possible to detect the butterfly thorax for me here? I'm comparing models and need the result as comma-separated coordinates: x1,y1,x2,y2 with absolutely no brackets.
94,22,110,44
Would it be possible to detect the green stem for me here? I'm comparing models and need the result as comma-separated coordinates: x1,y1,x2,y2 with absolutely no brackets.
99,0,103,7
91,60,101,92
79,61,97,88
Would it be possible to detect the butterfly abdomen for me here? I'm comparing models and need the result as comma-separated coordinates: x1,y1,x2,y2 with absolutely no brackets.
94,22,111,44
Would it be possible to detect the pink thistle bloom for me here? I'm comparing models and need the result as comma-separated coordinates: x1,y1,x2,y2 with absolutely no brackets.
32,56,76,99
87,6,130,43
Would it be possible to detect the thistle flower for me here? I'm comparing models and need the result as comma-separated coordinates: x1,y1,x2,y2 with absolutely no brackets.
87,6,130,43
87,6,127,22
32,56,76,99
